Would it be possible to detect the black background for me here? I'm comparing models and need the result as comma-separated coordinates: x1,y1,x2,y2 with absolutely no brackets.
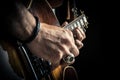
74,0,104,79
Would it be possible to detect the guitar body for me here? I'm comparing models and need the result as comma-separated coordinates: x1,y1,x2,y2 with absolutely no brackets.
0,0,79,80
29,0,60,26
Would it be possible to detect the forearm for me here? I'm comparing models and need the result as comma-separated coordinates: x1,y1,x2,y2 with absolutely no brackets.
1,0,36,41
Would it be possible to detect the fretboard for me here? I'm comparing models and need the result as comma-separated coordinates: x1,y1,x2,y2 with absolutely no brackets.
63,13,88,32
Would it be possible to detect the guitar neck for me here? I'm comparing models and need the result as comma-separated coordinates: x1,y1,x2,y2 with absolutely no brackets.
63,13,88,32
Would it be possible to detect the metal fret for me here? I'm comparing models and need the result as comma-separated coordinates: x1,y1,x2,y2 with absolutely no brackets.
63,13,88,32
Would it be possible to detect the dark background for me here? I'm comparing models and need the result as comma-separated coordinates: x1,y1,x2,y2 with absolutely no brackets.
74,0,104,79
55,0,107,79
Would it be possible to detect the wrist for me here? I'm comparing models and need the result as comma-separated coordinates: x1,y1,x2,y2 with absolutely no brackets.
18,16,40,44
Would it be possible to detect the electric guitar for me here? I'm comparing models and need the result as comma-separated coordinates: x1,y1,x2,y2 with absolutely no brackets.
0,0,88,80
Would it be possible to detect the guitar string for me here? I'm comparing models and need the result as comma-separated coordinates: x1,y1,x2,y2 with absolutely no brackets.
64,14,87,32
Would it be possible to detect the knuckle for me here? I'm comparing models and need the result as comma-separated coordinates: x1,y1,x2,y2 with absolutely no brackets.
70,45,79,57
79,43,84,49
83,34,86,39
76,48,80,56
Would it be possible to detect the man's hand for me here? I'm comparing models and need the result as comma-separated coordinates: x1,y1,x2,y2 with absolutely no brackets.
27,23,79,70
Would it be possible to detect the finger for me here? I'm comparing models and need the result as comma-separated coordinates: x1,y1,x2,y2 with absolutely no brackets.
49,44,70,69
61,53,75,67
77,27,86,39
75,29,84,41
75,39,84,49
60,45,74,66
63,31,79,57
69,42,79,57
66,29,75,43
